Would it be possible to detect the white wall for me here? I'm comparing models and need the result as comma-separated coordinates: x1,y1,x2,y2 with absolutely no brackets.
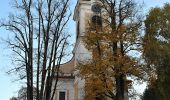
53,79,74,100
74,2,92,62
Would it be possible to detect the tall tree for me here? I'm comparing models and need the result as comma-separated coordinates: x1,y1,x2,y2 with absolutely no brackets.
0,0,71,100
79,0,144,100
143,3,170,100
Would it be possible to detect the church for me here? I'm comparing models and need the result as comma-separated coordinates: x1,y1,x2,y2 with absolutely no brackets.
53,0,117,100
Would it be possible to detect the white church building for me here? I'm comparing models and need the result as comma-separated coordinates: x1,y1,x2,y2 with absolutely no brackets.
54,0,114,100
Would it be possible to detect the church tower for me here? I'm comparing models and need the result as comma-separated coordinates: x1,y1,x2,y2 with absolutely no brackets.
73,0,103,100
73,0,102,62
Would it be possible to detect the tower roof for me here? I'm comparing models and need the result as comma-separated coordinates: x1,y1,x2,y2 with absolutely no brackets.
73,0,92,21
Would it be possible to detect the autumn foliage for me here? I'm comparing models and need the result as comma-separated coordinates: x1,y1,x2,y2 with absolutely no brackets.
78,0,144,99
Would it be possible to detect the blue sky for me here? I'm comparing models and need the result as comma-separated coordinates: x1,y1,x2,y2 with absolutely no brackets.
0,0,170,100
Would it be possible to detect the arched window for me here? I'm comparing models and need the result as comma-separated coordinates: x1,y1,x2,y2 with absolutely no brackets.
91,15,102,26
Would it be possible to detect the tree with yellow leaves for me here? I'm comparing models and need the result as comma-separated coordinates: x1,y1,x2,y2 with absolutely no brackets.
78,0,144,100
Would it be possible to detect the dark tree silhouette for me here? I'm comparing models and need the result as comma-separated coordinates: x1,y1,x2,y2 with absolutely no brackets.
1,0,71,100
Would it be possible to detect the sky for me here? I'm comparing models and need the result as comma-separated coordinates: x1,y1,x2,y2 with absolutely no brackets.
0,0,170,100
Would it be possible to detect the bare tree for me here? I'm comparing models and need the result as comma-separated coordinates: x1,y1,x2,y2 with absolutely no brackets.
1,0,71,100
10,86,37,100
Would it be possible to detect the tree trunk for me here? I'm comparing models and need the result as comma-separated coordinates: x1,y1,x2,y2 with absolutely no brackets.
116,74,125,100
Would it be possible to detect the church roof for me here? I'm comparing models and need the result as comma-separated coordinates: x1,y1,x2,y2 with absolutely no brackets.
59,56,75,74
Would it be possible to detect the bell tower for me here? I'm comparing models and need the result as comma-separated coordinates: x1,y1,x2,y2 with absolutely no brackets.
73,1,92,100
73,0,103,100
73,0,92,62
73,0,102,62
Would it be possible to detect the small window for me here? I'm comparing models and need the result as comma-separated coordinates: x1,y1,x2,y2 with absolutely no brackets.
59,91,66,100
